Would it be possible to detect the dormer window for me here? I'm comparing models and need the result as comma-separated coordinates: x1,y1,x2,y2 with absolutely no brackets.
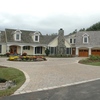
14,30,22,41
35,35,39,42
30,31,40,42
82,33,89,44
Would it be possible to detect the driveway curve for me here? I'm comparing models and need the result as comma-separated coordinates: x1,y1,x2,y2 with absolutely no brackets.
0,57,100,94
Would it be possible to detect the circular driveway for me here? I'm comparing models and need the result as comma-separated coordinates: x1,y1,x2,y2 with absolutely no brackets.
0,57,100,94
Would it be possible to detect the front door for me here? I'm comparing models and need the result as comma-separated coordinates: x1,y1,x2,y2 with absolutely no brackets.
72,48,76,56
10,46,17,54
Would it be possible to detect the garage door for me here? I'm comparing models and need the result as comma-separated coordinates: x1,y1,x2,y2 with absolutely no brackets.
79,50,88,57
91,50,100,56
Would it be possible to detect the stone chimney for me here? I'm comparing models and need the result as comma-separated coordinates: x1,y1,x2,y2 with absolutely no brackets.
57,28,66,56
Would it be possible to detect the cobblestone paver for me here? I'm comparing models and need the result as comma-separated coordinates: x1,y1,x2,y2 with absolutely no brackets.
0,57,100,94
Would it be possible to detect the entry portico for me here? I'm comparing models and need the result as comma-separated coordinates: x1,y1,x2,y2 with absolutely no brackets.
7,44,46,55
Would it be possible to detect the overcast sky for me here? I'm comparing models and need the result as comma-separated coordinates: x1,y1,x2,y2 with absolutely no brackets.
0,0,100,35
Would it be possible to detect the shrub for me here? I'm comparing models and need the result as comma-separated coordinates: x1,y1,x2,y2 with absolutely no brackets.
6,52,10,57
45,48,50,56
0,78,7,83
89,55,100,60
9,56,19,61
22,52,27,56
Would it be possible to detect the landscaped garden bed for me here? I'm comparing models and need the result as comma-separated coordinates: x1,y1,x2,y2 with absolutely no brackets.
8,55,47,61
78,55,100,66
0,66,25,97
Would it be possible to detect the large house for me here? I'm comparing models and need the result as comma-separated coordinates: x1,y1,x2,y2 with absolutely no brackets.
0,28,100,57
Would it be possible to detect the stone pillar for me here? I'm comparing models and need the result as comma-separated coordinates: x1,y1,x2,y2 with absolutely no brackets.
89,47,92,56
76,47,79,56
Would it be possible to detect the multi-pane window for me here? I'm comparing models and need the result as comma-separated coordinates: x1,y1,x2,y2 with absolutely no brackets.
23,46,30,50
66,48,71,54
35,47,42,54
49,47,56,55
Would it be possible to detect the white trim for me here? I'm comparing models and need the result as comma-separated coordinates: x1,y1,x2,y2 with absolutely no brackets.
82,33,89,44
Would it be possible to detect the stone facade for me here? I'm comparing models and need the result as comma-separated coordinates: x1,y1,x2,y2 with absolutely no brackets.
57,29,66,55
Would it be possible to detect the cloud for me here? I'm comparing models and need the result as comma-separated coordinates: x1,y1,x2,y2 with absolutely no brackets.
0,12,100,35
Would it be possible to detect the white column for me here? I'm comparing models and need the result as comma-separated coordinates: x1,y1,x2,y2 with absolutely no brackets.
7,45,10,52
76,47,79,56
89,47,92,56
71,47,72,55
20,46,23,55
33,46,36,55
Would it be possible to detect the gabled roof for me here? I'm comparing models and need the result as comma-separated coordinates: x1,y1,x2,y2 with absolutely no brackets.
40,35,57,44
75,31,100,47
5,28,57,45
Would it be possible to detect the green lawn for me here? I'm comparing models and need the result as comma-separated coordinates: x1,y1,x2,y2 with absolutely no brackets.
86,62,100,66
0,67,26,97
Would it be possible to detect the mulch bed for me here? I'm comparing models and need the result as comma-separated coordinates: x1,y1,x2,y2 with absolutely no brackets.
0,66,7,68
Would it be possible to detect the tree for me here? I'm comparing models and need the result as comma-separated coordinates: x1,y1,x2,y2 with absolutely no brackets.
86,22,100,31
45,48,50,56
79,28,85,31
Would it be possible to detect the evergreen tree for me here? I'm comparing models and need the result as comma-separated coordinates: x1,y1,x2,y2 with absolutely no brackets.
86,22,100,31
45,48,50,56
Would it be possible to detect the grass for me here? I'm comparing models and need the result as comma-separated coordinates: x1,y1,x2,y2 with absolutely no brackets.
0,67,26,97
78,55,100,66
86,62,100,66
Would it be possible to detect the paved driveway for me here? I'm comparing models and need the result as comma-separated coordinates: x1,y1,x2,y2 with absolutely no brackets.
0,57,100,94
1,79,100,100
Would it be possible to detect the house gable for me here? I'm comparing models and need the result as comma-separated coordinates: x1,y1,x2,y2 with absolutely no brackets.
48,36,58,47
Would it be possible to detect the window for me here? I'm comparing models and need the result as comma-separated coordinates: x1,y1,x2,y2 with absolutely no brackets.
0,45,2,53
35,47,42,54
70,39,72,43
16,34,19,40
23,46,30,50
34,35,39,42
35,36,38,41
74,39,76,43
14,30,22,41
66,48,71,54
84,37,87,42
83,36,88,43
49,47,56,55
